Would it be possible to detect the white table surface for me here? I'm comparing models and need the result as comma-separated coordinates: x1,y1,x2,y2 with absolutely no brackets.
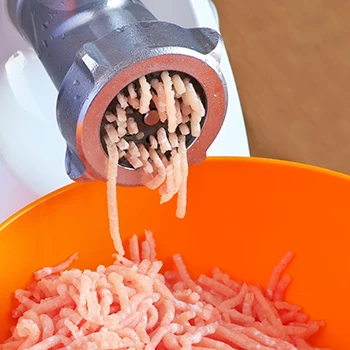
0,0,250,224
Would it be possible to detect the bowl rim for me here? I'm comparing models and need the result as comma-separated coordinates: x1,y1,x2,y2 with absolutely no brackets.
1,156,349,230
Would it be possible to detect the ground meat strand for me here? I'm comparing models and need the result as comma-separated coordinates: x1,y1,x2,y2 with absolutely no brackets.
103,73,205,219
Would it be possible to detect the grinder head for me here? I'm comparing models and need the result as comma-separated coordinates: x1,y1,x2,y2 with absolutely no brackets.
8,0,228,186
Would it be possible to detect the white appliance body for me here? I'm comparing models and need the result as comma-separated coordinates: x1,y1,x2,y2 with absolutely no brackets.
0,0,250,223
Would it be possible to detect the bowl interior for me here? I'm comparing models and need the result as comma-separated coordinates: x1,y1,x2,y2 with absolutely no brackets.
1,157,350,348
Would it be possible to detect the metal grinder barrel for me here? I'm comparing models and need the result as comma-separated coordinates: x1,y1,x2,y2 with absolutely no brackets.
7,0,228,185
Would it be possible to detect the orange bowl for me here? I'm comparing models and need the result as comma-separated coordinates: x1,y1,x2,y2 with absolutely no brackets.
1,157,349,348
